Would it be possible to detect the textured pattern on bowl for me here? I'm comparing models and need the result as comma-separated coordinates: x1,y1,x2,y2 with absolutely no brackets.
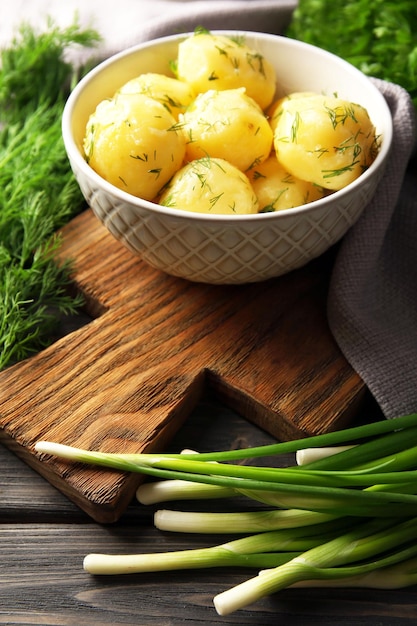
63,32,393,284
73,166,383,283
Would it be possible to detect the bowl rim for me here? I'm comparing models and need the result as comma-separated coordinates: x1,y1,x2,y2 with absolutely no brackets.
62,30,394,224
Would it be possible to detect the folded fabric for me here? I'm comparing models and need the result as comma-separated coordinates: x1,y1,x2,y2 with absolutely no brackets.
2,0,416,419
328,79,417,419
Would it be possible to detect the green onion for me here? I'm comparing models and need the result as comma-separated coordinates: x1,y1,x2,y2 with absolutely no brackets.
35,413,417,615
213,517,417,615
35,436,417,518
154,509,338,534
295,426,417,471
83,526,333,575
136,448,235,504
291,552,417,589
83,549,299,575
296,445,355,465
137,479,235,505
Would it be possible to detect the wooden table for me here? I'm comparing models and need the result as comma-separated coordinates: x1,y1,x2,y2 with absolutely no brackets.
2,392,417,625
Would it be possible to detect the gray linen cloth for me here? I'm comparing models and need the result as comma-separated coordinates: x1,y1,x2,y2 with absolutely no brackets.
3,0,415,419
328,79,417,419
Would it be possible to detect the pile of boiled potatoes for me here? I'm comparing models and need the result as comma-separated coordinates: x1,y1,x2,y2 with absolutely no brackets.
83,30,379,215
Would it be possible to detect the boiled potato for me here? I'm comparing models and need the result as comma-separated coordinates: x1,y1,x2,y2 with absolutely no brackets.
117,73,194,119
181,88,273,172
83,93,186,200
248,154,325,212
267,92,318,134
274,94,379,190
177,32,276,110
159,157,259,215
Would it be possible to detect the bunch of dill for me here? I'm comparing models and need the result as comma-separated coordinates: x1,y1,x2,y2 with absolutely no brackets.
0,20,101,369
287,0,417,110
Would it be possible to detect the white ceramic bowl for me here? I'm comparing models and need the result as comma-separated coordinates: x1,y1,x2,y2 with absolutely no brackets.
62,31,393,284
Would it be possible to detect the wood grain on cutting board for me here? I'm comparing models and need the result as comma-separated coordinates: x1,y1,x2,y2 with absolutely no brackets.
0,209,364,522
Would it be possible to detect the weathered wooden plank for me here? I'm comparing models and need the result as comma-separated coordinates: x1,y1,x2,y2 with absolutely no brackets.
1,522,417,625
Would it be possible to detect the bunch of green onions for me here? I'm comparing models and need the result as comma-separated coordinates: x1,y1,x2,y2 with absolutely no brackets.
35,412,417,616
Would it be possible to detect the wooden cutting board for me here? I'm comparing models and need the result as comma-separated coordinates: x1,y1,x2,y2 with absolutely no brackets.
0,209,365,522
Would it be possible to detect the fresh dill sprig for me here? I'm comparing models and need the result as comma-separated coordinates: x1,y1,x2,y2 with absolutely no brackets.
0,237,82,370
0,20,101,369
0,17,101,118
